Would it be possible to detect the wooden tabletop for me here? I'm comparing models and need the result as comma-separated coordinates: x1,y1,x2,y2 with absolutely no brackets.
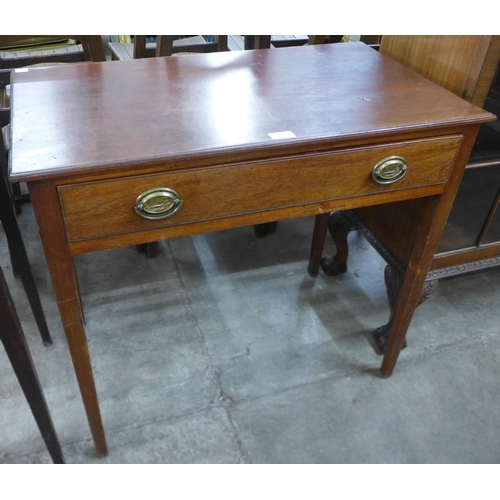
10,42,493,182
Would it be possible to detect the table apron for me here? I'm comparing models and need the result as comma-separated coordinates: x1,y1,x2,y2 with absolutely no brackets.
57,135,462,253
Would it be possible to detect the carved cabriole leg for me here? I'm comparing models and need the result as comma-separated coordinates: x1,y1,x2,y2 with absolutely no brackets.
320,211,356,276
374,264,439,350
28,181,108,457
373,264,405,351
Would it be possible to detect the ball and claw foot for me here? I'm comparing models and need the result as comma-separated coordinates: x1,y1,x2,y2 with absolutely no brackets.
372,324,407,352
320,255,348,276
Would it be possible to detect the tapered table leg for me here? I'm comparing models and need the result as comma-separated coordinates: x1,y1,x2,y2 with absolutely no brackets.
28,181,108,457
381,125,481,376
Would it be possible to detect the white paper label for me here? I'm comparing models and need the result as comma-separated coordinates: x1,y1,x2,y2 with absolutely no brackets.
268,131,296,140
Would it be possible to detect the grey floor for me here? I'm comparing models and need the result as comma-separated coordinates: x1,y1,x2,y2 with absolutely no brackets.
1,198,500,464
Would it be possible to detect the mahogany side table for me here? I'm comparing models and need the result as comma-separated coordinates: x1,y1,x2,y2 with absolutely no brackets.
9,43,493,456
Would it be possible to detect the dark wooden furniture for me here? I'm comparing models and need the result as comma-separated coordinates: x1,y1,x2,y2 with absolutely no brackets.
244,35,272,50
0,267,64,463
243,36,311,50
314,36,500,349
309,36,381,46
244,35,352,50
228,36,311,51
1,70,26,213
109,35,228,61
0,142,52,346
1,73,51,345
9,43,492,456
0,36,106,69
268,35,309,47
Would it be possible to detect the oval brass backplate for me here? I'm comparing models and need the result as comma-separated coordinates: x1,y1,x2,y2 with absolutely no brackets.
134,188,183,220
372,156,409,185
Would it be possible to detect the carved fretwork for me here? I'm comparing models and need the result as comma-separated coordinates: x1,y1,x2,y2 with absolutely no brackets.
427,256,500,280
321,210,445,352
344,210,406,276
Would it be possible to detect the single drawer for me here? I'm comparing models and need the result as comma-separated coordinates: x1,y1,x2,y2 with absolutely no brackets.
59,135,461,242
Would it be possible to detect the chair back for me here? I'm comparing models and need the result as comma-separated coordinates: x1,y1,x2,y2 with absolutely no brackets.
132,35,228,58
0,35,106,69
379,35,500,107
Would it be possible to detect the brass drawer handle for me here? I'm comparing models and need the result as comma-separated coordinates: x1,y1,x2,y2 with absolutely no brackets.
134,188,183,220
372,156,409,185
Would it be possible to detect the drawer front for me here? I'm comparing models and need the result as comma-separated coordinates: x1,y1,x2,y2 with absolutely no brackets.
59,136,461,241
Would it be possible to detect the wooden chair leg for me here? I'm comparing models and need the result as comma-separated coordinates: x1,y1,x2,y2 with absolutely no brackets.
308,35,327,45
215,35,228,52
145,241,159,259
0,267,64,463
136,242,159,259
0,171,52,345
133,35,148,59
156,36,174,57
79,35,106,62
320,211,356,276
244,36,272,50
254,221,278,239
308,213,330,277
10,182,24,215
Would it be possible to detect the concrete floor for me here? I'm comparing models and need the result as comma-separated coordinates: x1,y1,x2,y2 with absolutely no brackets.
1,200,500,464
